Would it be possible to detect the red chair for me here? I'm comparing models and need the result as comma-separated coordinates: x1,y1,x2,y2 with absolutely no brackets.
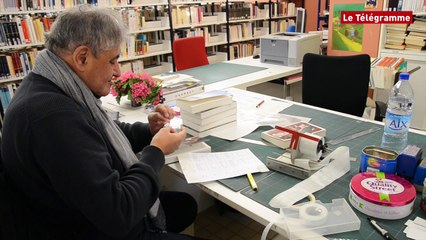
173,36,209,71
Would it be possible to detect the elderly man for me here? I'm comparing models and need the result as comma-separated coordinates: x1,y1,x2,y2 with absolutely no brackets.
0,5,201,240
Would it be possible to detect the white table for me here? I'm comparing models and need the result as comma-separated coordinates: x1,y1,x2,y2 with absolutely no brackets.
206,57,301,92
103,56,426,238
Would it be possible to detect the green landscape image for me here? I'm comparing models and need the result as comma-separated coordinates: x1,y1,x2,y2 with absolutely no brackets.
332,4,364,52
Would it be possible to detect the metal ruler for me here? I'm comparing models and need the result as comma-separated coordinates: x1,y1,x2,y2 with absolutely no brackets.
327,126,381,145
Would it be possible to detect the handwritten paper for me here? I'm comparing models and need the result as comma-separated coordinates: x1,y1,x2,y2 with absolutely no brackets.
178,149,269,183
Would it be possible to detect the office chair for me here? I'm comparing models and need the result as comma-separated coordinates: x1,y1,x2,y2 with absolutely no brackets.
302,53,371,117
173,36,209,71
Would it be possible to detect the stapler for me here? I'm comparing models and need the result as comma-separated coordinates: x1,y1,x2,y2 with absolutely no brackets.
266,126,327,179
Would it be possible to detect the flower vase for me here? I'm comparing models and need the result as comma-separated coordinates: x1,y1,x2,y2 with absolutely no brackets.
131,99,142,107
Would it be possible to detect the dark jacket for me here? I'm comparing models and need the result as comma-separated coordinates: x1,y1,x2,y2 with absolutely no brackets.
0,72,164,239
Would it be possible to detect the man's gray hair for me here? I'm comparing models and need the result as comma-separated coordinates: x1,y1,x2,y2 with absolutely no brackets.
45,4,127,56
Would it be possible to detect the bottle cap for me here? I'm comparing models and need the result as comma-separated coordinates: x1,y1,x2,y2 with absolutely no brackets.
399,72,410,81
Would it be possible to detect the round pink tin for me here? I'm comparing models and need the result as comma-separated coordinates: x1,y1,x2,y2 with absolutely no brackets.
349,172,416,219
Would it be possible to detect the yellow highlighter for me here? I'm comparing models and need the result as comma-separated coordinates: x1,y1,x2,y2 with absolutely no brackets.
247,173,258,191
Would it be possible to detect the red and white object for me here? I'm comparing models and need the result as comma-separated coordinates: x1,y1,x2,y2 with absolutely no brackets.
349,172,416,220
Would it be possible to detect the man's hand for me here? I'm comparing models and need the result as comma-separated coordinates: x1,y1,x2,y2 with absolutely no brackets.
148,104,175,135
151,127,187,155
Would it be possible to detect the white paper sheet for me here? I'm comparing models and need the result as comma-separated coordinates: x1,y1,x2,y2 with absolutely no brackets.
210,88,294,140
178,149,269,183
211,122,259,141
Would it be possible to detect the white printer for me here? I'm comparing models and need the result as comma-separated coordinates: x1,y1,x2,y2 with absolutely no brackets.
260,32,321,67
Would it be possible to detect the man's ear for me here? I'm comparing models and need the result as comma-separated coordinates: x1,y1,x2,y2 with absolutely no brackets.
72,46,90,71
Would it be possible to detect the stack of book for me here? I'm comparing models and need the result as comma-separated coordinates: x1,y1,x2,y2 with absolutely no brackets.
261,121,326,149
156,74,205,103
370,57,406,89
177,91,237,137
405,18,426,51
384,24,407,50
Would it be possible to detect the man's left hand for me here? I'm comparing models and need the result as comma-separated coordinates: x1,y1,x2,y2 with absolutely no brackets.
148,104,175,135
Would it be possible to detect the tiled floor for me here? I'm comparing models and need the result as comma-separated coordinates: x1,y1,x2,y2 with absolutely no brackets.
192,203,279,240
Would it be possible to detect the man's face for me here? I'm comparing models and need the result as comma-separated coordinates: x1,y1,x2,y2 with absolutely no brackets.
81,48,121,97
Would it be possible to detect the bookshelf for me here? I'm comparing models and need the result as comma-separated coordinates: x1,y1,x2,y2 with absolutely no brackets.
167,0,228,65
0,0,304,78
0,0,304,120
378,0,426,131
223,0,301,60
117,2,174,76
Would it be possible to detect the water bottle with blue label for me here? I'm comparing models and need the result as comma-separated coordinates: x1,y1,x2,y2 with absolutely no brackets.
381,72,414,153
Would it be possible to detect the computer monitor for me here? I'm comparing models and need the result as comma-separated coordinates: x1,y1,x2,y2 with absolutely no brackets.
295,8,306,33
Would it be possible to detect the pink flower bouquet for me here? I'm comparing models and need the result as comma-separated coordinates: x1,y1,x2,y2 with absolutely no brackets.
111,71,163,106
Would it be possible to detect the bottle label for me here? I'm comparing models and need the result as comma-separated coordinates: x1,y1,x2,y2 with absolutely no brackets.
384,112,412,133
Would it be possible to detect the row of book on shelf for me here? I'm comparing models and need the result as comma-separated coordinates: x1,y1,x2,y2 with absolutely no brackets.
171,5,226,27
228,1,297,20
221,20,295,42
167,26,226,46
170,1,297,27
120,31,168,59
0,47,37,79
0,7,168,47
121,8,168,32
0,82,19,121
384,17,426,51
228,42,255,60
0,0,158,12
268,18,296,33
0,15,54,47
386,0,426,12
0,0,100,11
370,56,407,89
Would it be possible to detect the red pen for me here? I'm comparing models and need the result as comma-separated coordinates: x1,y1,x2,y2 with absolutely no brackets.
256,100,265,108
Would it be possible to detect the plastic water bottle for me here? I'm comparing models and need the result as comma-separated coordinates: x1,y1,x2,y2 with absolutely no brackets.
381,72,414,153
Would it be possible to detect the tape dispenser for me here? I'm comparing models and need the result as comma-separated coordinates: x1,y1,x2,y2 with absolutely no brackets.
266,125,328,179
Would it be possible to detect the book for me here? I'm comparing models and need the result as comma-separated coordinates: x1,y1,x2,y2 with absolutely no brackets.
176,90,233,114
180,102,237,125
186,121,237,138
5,55,15,77
261,121,326,149
284,73,303,84
385,44,406,50
182,114,237,132
163,84,205,103
156,73,205,103
180,101,237,120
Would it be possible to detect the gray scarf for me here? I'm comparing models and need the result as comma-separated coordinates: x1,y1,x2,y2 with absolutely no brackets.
32,49,166,232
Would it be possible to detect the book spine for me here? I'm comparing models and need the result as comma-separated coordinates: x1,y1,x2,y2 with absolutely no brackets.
6,55,16,77
163,85,204,104
14,17,26,45
0,55,7,79
11,21,22,45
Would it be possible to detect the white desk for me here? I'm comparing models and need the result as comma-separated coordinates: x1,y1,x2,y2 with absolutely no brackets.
180,57,302,94
103,91,426,239
103,58,426,239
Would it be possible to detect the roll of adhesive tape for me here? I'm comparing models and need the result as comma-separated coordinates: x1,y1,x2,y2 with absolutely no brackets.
299,203,328,227
298,135,323,159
